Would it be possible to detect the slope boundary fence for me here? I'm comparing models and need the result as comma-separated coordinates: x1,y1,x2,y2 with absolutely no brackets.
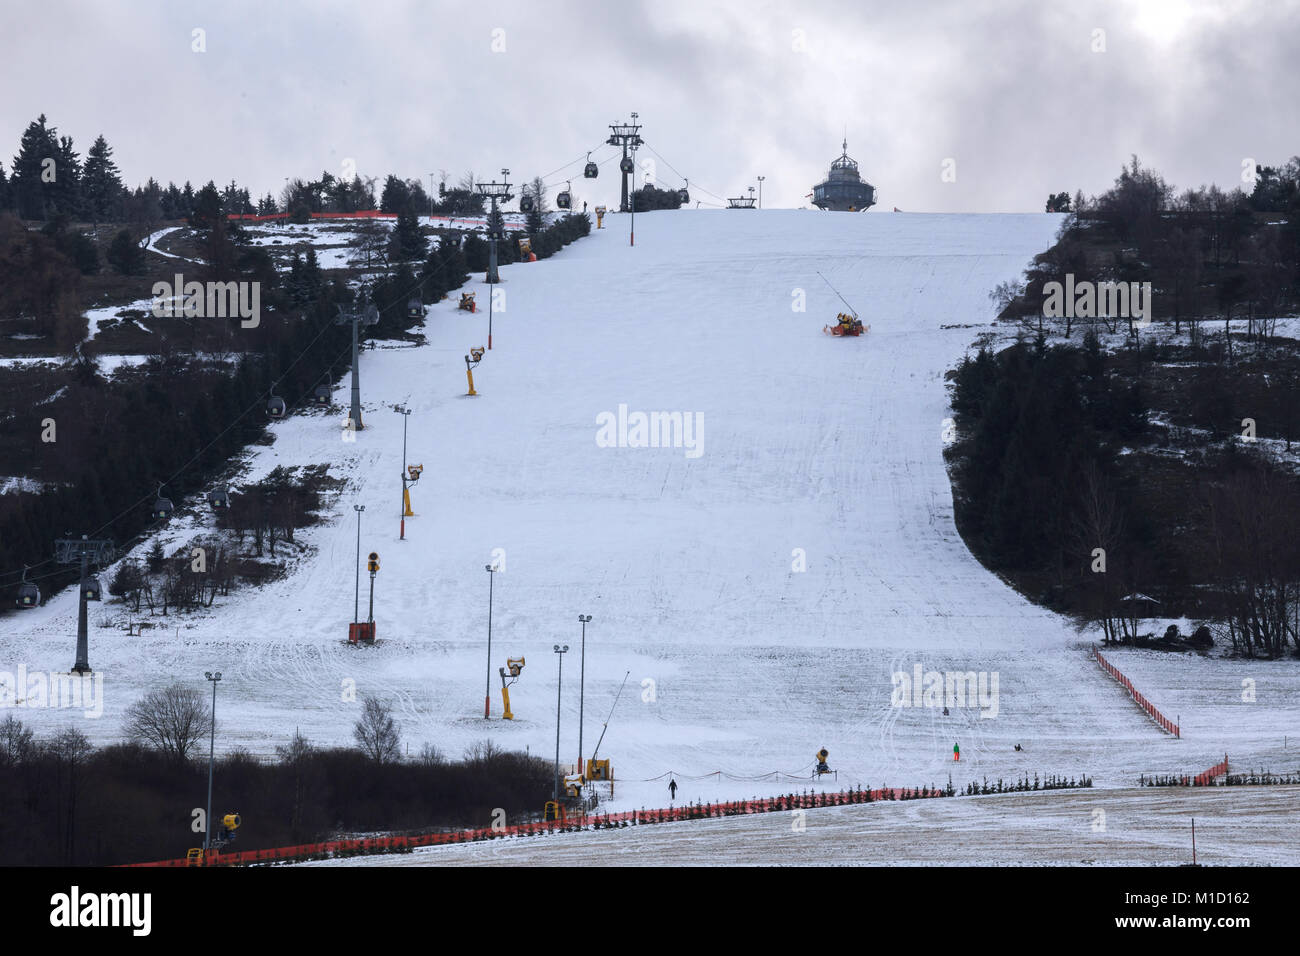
1093,645,1180,736
123,784,946,867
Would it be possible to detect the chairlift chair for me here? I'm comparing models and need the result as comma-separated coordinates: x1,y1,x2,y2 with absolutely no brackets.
619,157,635,174
267,394,287,418
82,576,102,602
520,195,535,214
557,182,572,210
583,154,599,179
313,384,332,406
208,484,230,509
152,484,175,520
407,298,423,320
364,303,380,327
15,566,39,609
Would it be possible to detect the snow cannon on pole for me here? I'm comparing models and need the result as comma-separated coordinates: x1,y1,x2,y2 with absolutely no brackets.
465,346,485,396
499,656,524,719
817,272,869,337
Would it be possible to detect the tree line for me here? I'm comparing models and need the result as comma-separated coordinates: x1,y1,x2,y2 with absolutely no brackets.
0,700,551,866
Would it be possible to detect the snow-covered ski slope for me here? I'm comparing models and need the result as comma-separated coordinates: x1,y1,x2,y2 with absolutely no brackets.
8,209,1300,816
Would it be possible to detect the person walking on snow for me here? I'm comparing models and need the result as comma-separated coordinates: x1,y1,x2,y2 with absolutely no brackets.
668,778,678,801
953,742,960,762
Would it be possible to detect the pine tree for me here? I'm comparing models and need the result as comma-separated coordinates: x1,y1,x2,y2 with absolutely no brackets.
10,114,60,220
81,135,124,229
106,228,145,275
391,208,428,260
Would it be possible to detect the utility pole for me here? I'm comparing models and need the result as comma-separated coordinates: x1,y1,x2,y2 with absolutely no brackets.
353,504,364,622
475,169,513,288
484,564,497,718
577,614,591,776
203,671,222,853
553,644,569,801
607,114,643,213
335,298,378,430
757,175,765,209
56,536,113,674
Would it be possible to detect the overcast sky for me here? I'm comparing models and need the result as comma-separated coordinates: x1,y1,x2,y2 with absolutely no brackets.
3,0,1296,212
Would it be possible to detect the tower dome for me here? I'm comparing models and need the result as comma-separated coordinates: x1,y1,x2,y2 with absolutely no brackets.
812,139,876,212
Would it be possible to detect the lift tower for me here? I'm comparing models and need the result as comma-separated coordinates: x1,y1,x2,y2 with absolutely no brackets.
606,114,644,212
56,535,114,673
475,170,514,284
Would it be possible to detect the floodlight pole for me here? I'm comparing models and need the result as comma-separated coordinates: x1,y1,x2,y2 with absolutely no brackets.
758,175,765,209
203,671,222,854
553,644,569,800
394,404,411,539
353,504,364,622
484,564,497,718
577,615,591,775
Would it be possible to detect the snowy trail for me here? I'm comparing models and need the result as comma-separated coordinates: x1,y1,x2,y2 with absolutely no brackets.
7,210,1299,816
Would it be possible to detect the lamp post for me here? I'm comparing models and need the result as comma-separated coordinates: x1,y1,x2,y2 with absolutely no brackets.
553,644,569,801
484,564,497,718
353,504,364,622
394,404,411,539
577,614,591,776
757,175,765,209
203,671,222,853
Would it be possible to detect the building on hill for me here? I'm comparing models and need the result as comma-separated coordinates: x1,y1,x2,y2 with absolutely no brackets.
812,139,877,212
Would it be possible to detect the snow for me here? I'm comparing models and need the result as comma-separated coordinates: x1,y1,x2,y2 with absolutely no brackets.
6,209,1300,844
296,785,1300,867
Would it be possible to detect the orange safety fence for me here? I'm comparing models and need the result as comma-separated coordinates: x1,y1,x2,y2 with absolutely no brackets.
122,784,948,867
1191,755,1229,786
1093,646,1180,737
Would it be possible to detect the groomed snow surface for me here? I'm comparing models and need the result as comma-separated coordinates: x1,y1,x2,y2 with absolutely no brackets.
6,209,1299,866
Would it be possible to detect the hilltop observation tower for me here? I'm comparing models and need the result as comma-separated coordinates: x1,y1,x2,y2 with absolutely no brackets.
812,139,877,212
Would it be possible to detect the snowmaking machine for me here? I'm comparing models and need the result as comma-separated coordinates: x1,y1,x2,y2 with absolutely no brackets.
499,656,524,719
818,272,870,337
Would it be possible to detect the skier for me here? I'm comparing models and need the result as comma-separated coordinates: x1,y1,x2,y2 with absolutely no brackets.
668,778,678,801
942,706,950,716
1014,743,1023,752
953,742,960,762
583,201,588,214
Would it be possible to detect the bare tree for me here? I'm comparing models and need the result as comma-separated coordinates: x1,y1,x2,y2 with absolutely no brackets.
1072,462,1127,644
0,714,35,769
353,696,400,764
122,683,213,762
